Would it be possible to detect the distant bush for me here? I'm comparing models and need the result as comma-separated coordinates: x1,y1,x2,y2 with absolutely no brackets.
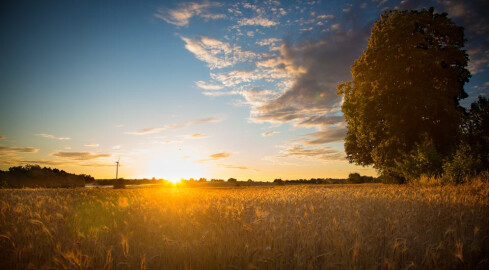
0,165,90,188
346,173,379,184
112,181,126,189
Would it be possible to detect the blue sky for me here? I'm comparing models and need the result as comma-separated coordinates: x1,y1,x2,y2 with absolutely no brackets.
1,0,488,181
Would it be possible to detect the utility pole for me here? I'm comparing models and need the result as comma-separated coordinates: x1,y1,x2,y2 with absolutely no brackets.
115,159,120,180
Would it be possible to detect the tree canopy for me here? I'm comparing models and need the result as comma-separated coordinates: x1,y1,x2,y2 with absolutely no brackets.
337,8,470,182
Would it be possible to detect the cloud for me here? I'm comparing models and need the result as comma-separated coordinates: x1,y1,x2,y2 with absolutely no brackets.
0,146,39,154
159,139,183,144
330,23,341,31
218,164,249,170
262,130,279,137
189,133,208,138
51,151,111,161
198,152,231,162
127,117,223,135
112,145,122,150
181,36,258,69
36,133,70,140
278,144,345,161
256,38,281,50
84,143,99,147
195,80,224,90
295,115,344,128
154,2,224,27
238,16,277,27
252,16,371,128
17,160,115,168
167,117,223,129
126,127,165,135
302,126,347,145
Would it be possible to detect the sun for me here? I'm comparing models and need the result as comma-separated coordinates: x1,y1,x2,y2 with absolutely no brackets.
142,153,206,183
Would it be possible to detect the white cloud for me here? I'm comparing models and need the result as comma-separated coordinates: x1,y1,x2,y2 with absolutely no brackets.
195,80,224,90
238,17,277,27
181,36,258,69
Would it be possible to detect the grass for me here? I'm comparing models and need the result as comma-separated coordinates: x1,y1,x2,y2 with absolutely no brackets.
0,184,488,269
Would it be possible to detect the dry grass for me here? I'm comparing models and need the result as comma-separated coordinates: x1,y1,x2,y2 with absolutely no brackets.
1,184,488,269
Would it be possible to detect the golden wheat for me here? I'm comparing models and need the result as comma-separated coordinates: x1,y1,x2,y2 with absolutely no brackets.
0,184,488,269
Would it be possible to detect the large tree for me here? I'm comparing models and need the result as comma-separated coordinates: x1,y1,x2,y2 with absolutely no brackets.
337,8,470,182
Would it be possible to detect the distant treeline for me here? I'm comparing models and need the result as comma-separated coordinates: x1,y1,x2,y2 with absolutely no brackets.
95,178,173,186
273,178,347,185
0,165,93,188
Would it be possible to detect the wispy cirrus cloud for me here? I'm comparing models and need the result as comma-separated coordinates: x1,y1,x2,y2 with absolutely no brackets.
126,117,223,135
302,127,347,145
126,127,165,135
16,159,116,168
36,133,70,140
154,2,225,27
262,130,279,137
218,163,249,170
181,36,258,69
195,80,224,90
51,151,111,161
278,144,345,161
189,133,207,138
198,152,231,162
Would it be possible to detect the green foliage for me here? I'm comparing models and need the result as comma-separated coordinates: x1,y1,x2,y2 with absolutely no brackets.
338,8,470,182
443,143,482,184
392,137,443,180
441,96,489,184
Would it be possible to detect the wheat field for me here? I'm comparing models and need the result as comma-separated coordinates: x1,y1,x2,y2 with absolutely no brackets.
0,184,488,269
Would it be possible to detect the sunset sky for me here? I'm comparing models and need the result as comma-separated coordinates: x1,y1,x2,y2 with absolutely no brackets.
1,0,488,181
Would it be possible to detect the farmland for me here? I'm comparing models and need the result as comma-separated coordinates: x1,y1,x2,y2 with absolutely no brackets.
1,184,488,269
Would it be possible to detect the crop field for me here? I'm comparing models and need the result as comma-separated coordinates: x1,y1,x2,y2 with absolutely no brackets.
1,184,488,269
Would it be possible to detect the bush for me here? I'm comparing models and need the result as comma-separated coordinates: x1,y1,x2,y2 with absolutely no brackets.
443,144,482,184
113,181,126,189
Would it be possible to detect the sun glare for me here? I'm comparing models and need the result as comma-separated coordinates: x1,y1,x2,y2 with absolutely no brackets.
143,154,205,183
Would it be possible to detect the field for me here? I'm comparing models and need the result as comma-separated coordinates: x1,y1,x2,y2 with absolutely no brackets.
1,184,488,269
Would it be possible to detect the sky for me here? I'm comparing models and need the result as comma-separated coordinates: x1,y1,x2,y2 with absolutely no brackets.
0,0,488,181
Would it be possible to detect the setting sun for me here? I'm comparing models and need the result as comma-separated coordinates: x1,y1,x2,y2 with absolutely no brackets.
1,0,488,269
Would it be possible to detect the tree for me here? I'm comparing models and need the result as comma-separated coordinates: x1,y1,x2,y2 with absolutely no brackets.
443,96,489,183
337,8,470,182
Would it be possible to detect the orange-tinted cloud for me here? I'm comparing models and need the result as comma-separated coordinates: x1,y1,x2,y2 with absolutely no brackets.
36,133,70,140
51,151,111,160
